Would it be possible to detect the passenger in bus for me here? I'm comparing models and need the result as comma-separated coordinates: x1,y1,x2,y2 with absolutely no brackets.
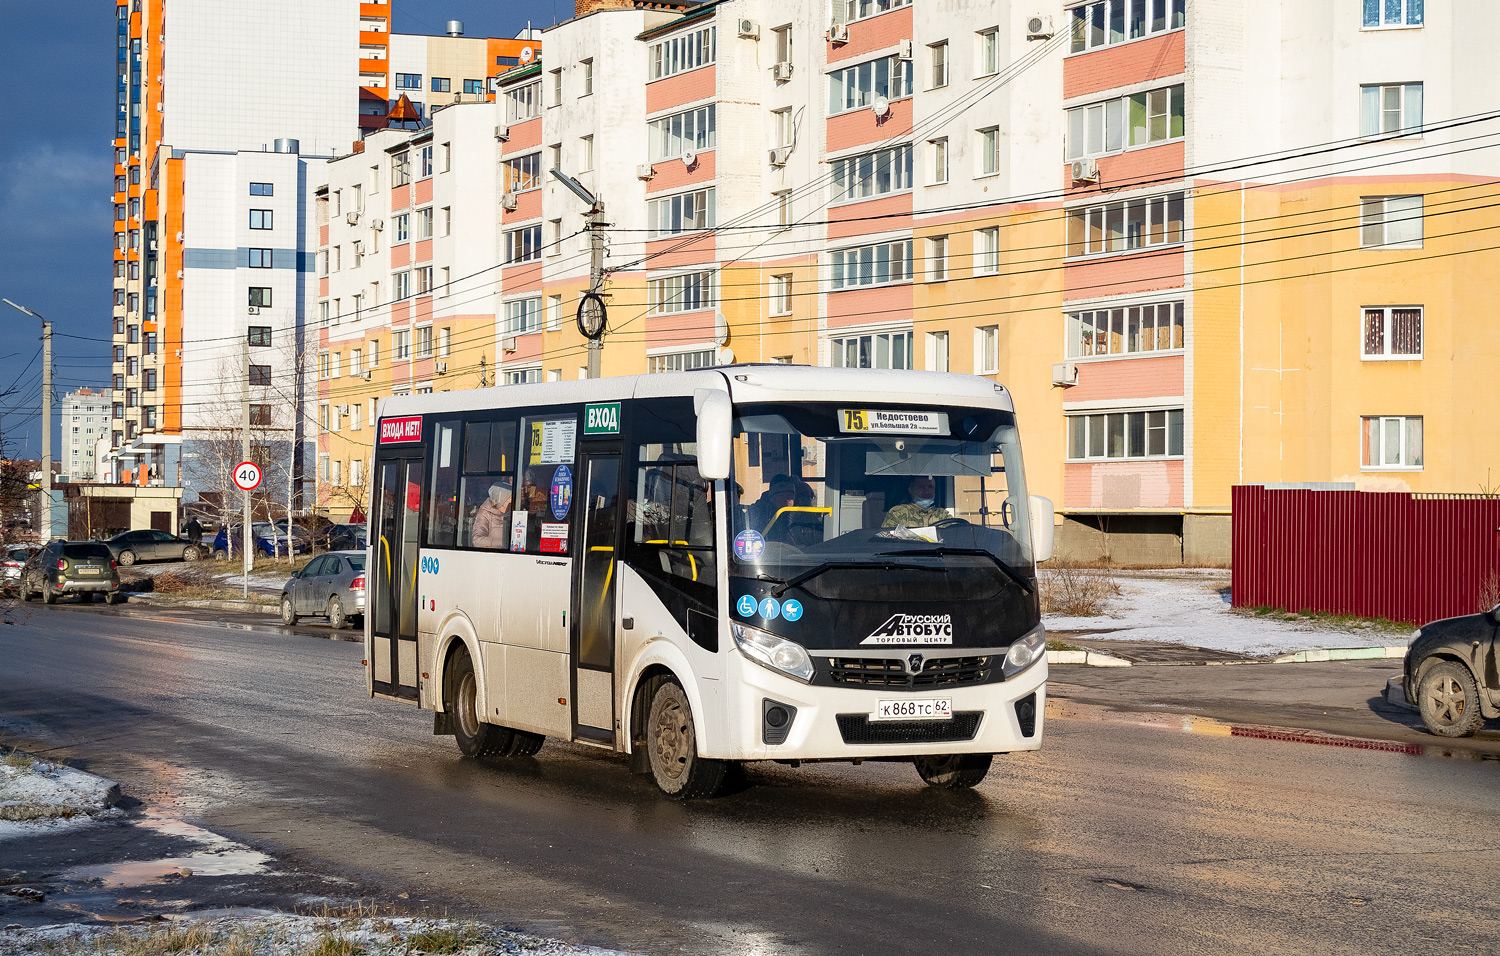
471,481,512,548
882,475,951,528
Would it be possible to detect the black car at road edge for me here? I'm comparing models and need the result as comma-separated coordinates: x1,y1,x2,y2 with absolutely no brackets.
1404,604,1500,737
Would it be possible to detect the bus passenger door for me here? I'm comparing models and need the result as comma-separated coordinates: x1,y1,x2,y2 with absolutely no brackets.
571,452,620,743
371,455,424,701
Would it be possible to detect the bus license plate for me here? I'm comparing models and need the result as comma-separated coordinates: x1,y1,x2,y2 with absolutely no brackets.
873,699,953,721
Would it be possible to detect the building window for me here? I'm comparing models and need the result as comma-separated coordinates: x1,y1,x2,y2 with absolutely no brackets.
419,144,433,178
773,24,792,65
439,328,450,356
393,151,411,186
393,271,411,299
1362,306,1422,359
549,68,562,106
393,212,409,242
1069,0,1186,53
1066,192,1186,257
978,127,999,176
393,330,410,360
144,369,157,391
1068,408,1185,459
547,294,563,331
505,297,544,335
113,344,125,362
1360,83,1423,137
248,287,272,308
416,326,433,358
930,40,949,88
441,206,452,236
431,76,451,93
1067,84,1185,159
396,73,422,90
974,325,999,374
248,248,273,268
505,80,541,121
126,388,138,408
246,403,272,427
349,348,362,375
145,332,157,353
831,240,913,289
1363,0,1423,28
648,188,716,237
977,27,999,76
773,107,794,148
930,138,949,184
648,105,716,162
837,0,911,23
505,368,543,385
369,339,380,366
1360,195,1423,248
775,190,792,228
580,134,594,171
143,406,157,429
351,405,362,432
926,331,950,372
831,330,913,369
250,182,274,196
127,324,139,344
832,145,913,202
649,25,716,81
1068,301,1185,357
974,227,1000,276
926,236,948,281
647,349,716,373
113,373,125,390
415,266,433,295
648,271,717,314
579,59,594,96
770,274,793,314
113,403,124,420
547,219,563,254
829,56,912,114
318,453,329,479
417,206,434,238
504,152,542,192
249,209,273,229
505,225,542,263
1362,416,1423,469
463,78,484,96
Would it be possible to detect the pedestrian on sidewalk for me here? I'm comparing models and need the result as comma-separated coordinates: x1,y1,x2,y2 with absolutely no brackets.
184,517,203,548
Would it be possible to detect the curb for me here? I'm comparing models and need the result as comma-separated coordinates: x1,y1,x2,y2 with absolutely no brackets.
1047,649,1132,667
1385,674,1417,711
1271,645,1406,663
1048,644,1409,668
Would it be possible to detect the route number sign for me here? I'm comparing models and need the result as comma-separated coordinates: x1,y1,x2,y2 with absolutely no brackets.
233,461,262,491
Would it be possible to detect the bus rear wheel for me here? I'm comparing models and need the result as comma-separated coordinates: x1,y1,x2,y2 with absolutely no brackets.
449,650,512,758
646,680,726,799
914,753,992,789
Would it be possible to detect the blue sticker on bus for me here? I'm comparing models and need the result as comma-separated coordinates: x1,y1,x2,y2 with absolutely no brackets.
736,595,757,618
550,464,573,521
734,530,765,560
759,596,781,620
781,599,803,622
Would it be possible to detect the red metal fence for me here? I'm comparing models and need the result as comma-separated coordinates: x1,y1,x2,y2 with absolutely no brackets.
1232,485,1500,626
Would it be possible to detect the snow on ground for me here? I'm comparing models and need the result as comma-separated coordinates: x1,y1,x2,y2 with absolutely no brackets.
1042,568,1414,657
0,756,121,838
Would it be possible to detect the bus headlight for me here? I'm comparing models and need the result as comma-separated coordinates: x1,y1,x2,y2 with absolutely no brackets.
732,623,814,683
1003,626,1047,678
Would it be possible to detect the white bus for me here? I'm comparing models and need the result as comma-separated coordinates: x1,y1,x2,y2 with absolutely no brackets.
366,365,1053,798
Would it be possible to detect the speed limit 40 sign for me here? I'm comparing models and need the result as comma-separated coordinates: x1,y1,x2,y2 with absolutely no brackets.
233,461,262,491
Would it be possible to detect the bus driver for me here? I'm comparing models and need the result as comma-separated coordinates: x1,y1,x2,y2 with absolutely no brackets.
882,475,950,528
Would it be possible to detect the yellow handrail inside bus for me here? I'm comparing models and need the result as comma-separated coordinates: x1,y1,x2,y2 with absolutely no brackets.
763,506,832,536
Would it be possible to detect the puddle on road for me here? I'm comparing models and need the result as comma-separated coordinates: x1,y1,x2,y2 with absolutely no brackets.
61,810,274,887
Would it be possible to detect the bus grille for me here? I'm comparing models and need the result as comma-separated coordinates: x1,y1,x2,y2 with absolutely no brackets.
835,712,983,745
824,655,994,690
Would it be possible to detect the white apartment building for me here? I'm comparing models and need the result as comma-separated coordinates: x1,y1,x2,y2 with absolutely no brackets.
61,387,113,482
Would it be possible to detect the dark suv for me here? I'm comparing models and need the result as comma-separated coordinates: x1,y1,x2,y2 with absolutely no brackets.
1404,605,1499,737
21,540,123,605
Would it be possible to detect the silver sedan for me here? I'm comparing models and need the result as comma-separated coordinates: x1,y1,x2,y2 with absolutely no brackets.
280,550,366,629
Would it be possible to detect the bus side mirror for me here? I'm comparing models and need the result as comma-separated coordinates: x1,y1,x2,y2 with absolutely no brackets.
695,389,732,481
1028,495,1055,563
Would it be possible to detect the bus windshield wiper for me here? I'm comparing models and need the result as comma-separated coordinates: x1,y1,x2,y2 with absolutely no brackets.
876,547,1035,595
770,560,947,597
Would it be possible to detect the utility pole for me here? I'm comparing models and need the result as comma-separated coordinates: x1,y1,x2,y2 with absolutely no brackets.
241,336,252,599
3,299,53,540
549,170,608,378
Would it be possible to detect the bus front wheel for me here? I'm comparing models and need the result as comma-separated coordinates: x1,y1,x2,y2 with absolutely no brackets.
914,753,992,789
449,650,513,758
646,680,727,799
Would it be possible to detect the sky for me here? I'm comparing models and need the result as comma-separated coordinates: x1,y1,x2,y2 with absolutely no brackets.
0,1,564,464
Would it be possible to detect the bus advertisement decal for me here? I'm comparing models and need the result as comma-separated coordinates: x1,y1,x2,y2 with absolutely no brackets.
540,523,569,554
529,419,578,465
861,613,954,645
550,465,573,520
733,530,765,560
510,513,528,552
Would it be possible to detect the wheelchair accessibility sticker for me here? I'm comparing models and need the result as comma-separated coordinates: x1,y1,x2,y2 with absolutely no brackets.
736,595,758,618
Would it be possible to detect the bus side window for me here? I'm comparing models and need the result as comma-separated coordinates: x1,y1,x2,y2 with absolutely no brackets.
427,420,461,547
459,419,517,549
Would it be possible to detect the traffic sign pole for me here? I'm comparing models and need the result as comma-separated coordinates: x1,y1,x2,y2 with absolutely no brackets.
241,338,252,599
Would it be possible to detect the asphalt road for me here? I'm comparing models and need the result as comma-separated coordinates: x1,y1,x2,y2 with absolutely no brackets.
2,606,1498,955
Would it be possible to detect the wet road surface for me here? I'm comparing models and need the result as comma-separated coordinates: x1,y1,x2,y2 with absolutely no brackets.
2,606,1499,955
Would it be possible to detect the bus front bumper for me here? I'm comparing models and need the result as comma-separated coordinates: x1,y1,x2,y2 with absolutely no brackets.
715,650,1047,762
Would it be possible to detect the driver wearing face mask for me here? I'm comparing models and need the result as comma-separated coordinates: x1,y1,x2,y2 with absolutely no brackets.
882,475,951,528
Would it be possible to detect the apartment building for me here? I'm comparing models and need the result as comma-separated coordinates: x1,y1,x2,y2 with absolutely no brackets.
311,0,1500,562
60,388,113,482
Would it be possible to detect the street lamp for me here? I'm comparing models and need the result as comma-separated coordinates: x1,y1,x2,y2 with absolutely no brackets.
2,298,54,540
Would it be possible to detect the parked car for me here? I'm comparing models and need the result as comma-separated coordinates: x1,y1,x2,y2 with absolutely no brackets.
20,540,122,605
104,529,201,566
280,550,365,628
1404,605,1500,737
322,523,367,552
211,522,308,559
2,544,41,595
275,514,338,549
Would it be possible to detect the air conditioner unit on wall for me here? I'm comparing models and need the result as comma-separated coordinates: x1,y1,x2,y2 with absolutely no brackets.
768,147,791,167
738,19,759,39
435,360,447,374
370,218,384,231
637,164,656,181
1070,158,1099,183
897,39,914,60
337,404,350,415
1027,15,1056,40
773,61,793,82
361,370,372,381
502,336,517,352
1052,362,1078,387
829,23,849,43
501,192,518,210
247,306,260,315
346,211,360,225
494,125,510,141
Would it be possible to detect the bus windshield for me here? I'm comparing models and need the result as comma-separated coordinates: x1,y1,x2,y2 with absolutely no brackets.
729,402,1034,592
